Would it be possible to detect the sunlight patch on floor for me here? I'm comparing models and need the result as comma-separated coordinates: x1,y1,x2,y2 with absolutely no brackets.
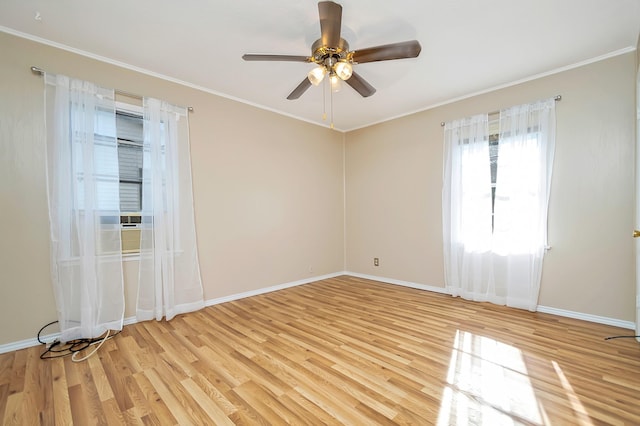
436,330,545,425
551,361,593,426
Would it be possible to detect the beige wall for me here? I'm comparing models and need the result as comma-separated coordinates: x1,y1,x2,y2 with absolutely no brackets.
1,29,637,346
0,32,345,345
346,52,637,321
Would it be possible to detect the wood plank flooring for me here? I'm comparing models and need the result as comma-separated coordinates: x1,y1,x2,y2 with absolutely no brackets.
1,275,639,425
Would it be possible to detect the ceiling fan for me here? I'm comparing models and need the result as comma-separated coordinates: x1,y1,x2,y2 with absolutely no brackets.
242,1,422,100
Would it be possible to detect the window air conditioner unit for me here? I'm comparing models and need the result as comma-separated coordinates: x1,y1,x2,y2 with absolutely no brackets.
120,213,141,254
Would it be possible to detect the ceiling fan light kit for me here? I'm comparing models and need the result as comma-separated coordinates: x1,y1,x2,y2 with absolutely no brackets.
307,66,327,86
242,1,422,126
333,61,352,81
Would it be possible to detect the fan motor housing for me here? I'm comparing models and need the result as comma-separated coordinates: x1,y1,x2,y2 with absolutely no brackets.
311,38,350,65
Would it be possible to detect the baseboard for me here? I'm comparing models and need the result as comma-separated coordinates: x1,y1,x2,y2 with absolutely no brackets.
0,335,54,355
204,271,346,306
344,271,636,330
344,271,450,294
536,305,635,330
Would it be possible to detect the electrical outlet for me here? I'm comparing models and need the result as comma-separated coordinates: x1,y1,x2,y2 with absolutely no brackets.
374,257,379,267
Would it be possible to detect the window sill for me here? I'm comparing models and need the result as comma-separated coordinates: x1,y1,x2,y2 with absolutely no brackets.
121,249,185,262
58,249,183,264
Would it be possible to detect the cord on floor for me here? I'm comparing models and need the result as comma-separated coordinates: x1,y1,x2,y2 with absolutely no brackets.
38,321,120,360
604,335,640,340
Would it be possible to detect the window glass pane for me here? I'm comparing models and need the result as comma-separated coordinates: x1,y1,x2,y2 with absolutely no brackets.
118,143,143,181
116,112,143,143
489,137,499,185
119,182,141,212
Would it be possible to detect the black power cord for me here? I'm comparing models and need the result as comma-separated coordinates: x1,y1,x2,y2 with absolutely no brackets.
37,320,120,360
604,335,640,340
37,321,59,345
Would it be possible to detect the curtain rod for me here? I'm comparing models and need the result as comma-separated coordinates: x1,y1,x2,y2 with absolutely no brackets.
31,66,194,112
439,95,561,127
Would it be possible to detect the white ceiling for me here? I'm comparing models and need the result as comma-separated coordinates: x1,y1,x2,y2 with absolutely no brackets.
1,0,639,131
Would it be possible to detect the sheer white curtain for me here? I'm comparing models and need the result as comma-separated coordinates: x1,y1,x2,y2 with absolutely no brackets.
493,99,556,310
136,98,204,321
442,115,494,301
443,99,555,311
44,74,124,341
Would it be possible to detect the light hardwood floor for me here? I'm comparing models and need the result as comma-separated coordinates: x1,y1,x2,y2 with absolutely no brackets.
1,275,639,425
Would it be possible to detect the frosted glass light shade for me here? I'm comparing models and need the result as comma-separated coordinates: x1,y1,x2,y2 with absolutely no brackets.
334,61,353,80
307,66,327,86
330,74,342,92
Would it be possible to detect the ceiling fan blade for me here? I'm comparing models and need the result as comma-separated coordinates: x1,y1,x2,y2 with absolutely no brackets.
352,40,422,64
318,1,342,47
346,71,376,97
287,77,313,100
242,54,310,62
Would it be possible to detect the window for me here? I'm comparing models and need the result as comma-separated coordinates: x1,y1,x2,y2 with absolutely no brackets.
442,99,556,311
45,73,204,334
115,105,143,254
116,111,143,212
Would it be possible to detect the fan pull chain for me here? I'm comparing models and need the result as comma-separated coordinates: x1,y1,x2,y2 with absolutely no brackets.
330,84,334,129
322,76,327,121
